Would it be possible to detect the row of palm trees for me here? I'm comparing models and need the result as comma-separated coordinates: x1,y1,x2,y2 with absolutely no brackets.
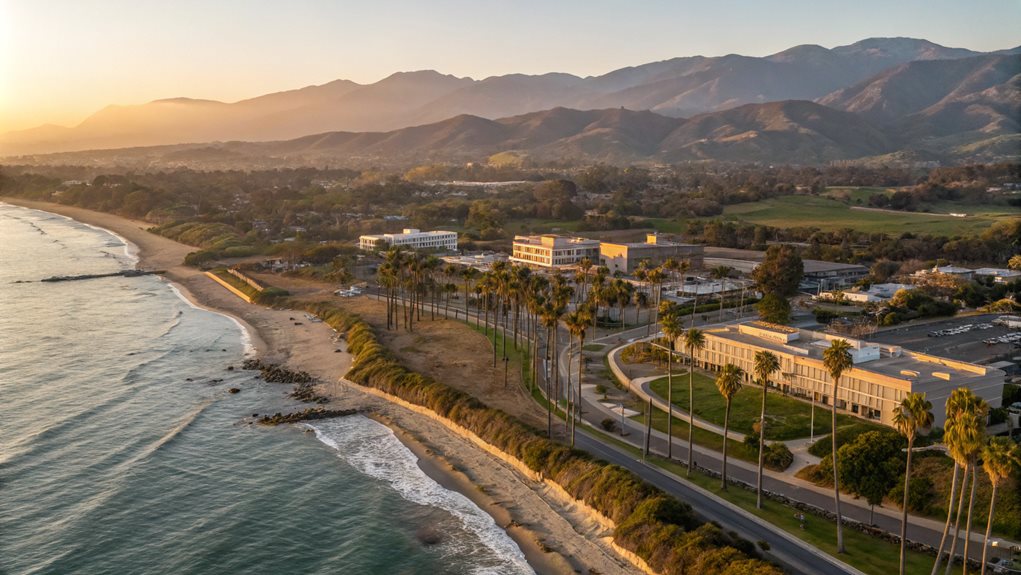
378,250,1019,575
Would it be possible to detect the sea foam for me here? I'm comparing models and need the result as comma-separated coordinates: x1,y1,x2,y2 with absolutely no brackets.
307,416,534,575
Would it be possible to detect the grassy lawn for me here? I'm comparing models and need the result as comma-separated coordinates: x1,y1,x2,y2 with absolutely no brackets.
719,194,1013,236
648,371,878,441
630,407,761,463
584,427,941,575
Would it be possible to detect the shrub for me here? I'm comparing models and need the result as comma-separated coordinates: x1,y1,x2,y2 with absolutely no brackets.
301,300,781,575
600,417,617,432
764,442,794,471
888,476,936,514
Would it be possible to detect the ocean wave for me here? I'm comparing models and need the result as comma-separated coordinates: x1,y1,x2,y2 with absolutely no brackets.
306,416,533,575
165,282,255,356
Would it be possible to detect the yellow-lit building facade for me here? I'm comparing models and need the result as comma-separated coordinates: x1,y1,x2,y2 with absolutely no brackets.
677,322,1003,428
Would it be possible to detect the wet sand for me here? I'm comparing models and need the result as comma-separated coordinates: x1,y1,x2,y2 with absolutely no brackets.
2,198,639,575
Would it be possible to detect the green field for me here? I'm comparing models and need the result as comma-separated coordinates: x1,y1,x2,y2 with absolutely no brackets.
720,194,1016,236
648,371,877,440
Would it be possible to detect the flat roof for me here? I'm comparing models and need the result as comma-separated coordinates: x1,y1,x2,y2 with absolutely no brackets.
707,324,995,388
702,247,866,274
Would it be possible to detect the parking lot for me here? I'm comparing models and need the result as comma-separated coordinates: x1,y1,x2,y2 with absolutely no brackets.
874,314,1021,364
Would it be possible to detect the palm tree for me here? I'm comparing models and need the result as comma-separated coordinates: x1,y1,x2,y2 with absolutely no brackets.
893,392,934,575
945,402,987,575
683,327,706,477
646,266,665,328
460,266,479,323
754,350,781,509
980,437,1021,575
933,388,984,575
660,303,684,460
715,363,744,490
633,290,650,331
564,308,590,447
823,338,853,553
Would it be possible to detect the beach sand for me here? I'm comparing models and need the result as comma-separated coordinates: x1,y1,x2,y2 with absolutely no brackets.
3,198,639,575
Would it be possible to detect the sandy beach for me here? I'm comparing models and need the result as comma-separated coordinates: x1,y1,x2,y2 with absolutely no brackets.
3,198,639,575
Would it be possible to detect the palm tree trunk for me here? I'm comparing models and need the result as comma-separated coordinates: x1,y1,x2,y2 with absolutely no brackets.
757,380,767,509
687,356,695,477
833,387,845,553
567,337,575,445
721,399,731,490
667,350,673,460
900,437,915,575
576,334,584,446
962,465,979,575
933,464,962,575
981,483,998,575
946,464,972,575
546,325,553,438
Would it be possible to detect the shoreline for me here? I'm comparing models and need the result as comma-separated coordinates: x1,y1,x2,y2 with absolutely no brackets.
2,198,633,575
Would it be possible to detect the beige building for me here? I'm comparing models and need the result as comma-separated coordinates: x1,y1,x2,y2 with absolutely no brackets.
600,234,704,274
510,235,600,268
677,321,1004,428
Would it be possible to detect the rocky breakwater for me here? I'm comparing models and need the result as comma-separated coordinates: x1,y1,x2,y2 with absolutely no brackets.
258,407,363,426
242,358,328,403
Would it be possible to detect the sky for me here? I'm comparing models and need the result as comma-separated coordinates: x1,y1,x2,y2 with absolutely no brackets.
2,0,1020,133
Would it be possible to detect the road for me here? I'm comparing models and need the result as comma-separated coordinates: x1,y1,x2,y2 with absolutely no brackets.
574,431,860,575
562,324,1008,568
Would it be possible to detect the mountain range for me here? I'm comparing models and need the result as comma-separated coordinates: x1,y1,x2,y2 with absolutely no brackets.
3,37,1019,166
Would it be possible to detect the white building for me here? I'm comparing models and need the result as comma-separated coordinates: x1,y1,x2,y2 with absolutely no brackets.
820,283,914,303
510,234,600,268
973,268,1021,284
359,229,458,252
915,265,975,281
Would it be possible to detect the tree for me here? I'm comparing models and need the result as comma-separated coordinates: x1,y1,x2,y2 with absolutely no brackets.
754,351,781,509
932,388,985,575
937,393,987,575
1009,254,1021,271
836,431,904,524
752,244,804,298
823,338,853,553
660,303,685,460
980,437,1021,575
715,364,744,490
756,293,792,324
565,309,590,447
683,328,707,477
893,392,934,575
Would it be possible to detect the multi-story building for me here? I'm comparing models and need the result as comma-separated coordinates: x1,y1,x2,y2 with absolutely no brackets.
510,234,600,269
675,321,1004,428
599,234,704,274
358,229,458,252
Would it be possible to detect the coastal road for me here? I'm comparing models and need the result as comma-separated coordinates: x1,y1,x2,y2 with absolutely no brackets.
574,431,860,575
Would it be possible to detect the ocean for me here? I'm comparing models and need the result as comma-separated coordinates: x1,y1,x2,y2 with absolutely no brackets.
0,203,533,575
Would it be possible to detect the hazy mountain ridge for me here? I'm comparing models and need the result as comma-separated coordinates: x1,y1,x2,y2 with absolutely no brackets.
5,37,1017,157
6,101,944,168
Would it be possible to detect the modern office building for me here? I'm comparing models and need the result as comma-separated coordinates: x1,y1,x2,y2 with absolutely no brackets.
676,321,1004,428
358,229,458,252
599,234,704,274
702,247,868,290
510,234,600,268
